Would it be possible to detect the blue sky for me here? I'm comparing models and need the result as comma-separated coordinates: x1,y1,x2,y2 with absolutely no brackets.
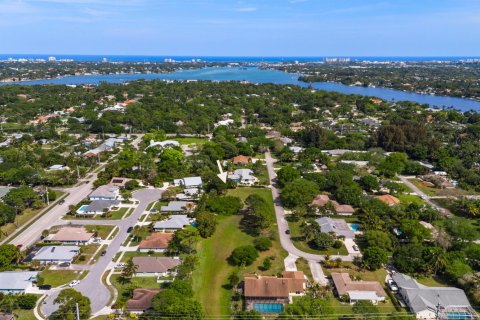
1,0,479,56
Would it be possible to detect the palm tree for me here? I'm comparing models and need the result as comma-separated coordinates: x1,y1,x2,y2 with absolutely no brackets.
432,250,448,275
121,258,138,281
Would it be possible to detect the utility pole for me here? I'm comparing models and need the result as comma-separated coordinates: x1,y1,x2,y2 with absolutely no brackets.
75,302,80,320
46,185,49,205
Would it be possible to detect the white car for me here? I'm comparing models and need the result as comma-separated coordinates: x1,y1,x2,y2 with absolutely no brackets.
387,279,398,292
69,280,80,287
115,263,126,269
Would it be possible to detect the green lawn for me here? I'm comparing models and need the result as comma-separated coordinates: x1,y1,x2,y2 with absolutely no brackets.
85,225,115,239
40,269,80,287
97,207,129,220
295,258,313,282
416,275,449,287
288,219,349,255
110,274,160,309
398,194,425,205
120,251,165,262
192,187,287,317
14,309,37,320
75,244,100,264
172,137,208,145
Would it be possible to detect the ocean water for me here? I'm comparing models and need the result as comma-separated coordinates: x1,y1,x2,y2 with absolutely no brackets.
2,66,480,111
1,54,480,63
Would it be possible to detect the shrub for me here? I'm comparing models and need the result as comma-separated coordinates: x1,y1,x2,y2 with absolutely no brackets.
253,237,272,251
260,257,272,271
17,294,39,309
333,240,342,249
229,245,259,266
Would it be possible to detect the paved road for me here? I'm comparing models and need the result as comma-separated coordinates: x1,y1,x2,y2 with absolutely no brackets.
7,176,101,249
264,151,360,264
42,188,162,317
398,176,452,217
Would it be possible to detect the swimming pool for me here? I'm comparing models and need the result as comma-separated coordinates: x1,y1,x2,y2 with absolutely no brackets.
349,223,360,232
76,204,89,214
253,303,283,313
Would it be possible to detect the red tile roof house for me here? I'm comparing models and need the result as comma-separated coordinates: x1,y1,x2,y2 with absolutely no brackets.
138,233,174,253
244,271,306,313
126,288,161,314
45,227,94,245
331,273,386,304
232,155,252,166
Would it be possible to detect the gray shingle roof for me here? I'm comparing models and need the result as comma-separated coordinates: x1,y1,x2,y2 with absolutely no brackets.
393,273,473,315
86,200,121,213
153,215,191,230
315,217,355,239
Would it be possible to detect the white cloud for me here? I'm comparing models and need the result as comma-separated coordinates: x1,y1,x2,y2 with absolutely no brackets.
235,6,256,12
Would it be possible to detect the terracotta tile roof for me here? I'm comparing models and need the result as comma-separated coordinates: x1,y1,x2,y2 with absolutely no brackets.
126,288,160,311
333,202,355,214
244,271,305,298
50,227,94,242
311,194,330,207
375,194,400,206
232,155,251,165
139,233,173,250
331,273,386,298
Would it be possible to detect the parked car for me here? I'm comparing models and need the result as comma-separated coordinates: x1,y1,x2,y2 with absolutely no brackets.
69,280,80,287
58,199,65,205
39,285,52,290
150,209,159,214
115,263,126,269
285,229,290,235
58,262,71,267
352,245,359,251
387,279,399,292
127,226,133,233
101,250,107,256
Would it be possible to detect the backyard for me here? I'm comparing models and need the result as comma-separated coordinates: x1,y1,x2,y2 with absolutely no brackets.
39,269,80,287
191,187,287,316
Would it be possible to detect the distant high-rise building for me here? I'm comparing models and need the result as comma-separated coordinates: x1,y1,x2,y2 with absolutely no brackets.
48,56,56,61
102,57,108,62
325,57,351,63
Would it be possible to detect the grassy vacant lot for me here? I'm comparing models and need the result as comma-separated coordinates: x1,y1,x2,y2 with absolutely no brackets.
192,187,287,317
408,178,438,196
40,269,80,287
172,137,208,145
85,225,115,239
288,219,349,256
398,194,424,205
111,274,160,308
75,244,100,264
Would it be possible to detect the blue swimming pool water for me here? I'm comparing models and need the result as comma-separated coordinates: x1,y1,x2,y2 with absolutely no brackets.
77,204,89,213
254,303,283,313
349,223,360,232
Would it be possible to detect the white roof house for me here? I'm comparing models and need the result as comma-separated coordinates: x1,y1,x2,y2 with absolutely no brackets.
33,246,80,264
315,217,355,239
153,215,192,231
228,169,258,186
173,177,203,188
80,200,121,215
89,185,120,201
160,201,195,213
0,271,38,294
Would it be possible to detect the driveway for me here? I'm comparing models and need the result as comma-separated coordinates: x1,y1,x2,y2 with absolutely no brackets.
41,188,163,317
398,176,452,217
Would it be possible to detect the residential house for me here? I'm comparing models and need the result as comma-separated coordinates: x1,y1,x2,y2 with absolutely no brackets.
332,201,355,216
311,194,330,207
393,273,477,320
89,185,119,201
315,217,355,239
77,200,121,216
176,188,200,201
45,227,94,245
133,257,181,280
331,273,386,304
232,155,251,166
173,176,203,189
0,187,12,201
160,201,195,213
126,288,161,314
138,233,174,253
0,271,38,294
228,169,258,186
146,140,180,150
244,271,306,312
153,215,192,232
47,164,70,171
32,246,80,264
375,194,400,206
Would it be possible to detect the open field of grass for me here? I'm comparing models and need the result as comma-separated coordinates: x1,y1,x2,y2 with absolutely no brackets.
416,275,449,287
398,194,425,205
75,244,99,264
408,178,439,196
120,251,165,262
192,187,287,317
172,137,208,145
40,269,80,287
